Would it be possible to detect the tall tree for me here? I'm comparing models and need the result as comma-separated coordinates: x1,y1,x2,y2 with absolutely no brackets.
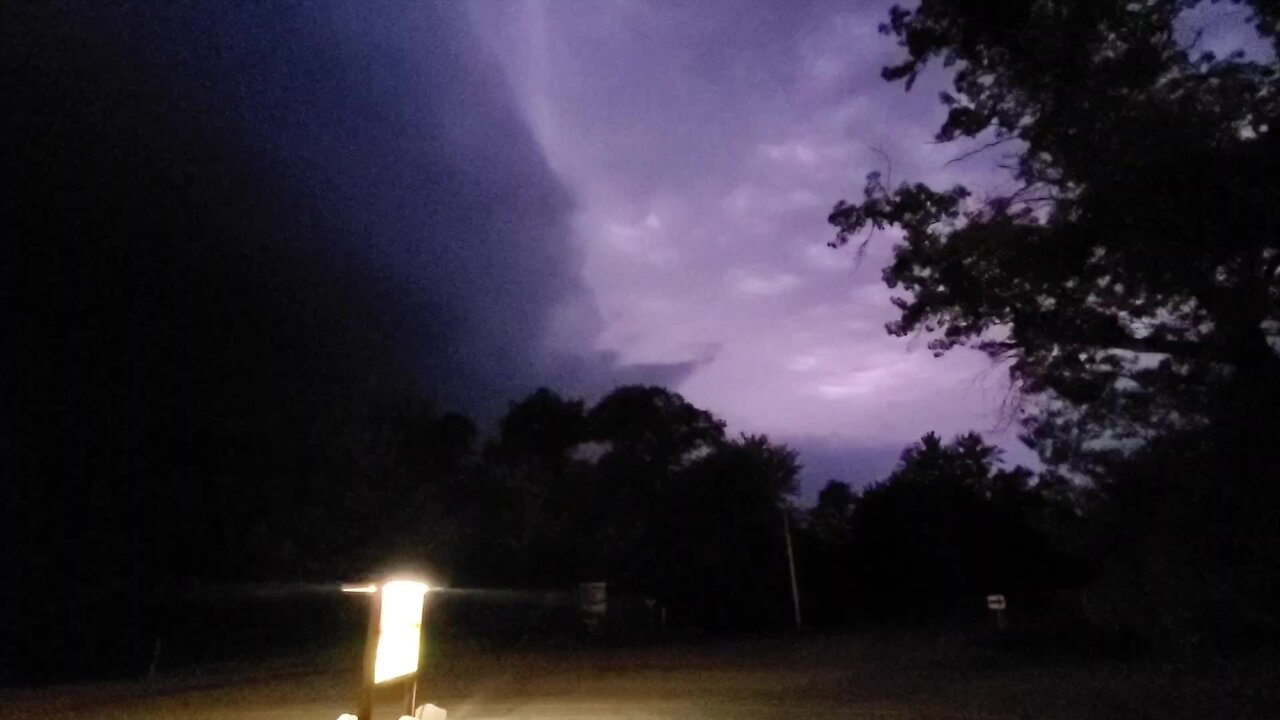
475,388,590,586
808,480,856,545
495,387,587,474
664,434,801,629
828,0,1280,471
588,385,725,470
586,386,726,592
847,433,1064,621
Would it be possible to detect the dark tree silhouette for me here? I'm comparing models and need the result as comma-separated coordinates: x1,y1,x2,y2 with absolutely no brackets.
662,434,801,629
829,0,1280,472
588,385,726,470
795,480,859,626
846,433,1068,622
809,480,856,545
496,388,588,475
447,386,801,632
583,386,726,595
826,1,1280,646
468,388,591,587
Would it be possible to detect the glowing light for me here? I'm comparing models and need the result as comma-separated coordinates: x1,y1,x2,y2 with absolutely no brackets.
342,583,378,594
373,580,429,684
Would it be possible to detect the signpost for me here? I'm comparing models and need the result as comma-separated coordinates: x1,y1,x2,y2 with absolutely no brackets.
576,581,607,635
986,593,1007,630
343,579,431,720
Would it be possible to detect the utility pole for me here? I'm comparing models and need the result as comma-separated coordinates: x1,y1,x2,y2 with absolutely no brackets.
782,506,802,628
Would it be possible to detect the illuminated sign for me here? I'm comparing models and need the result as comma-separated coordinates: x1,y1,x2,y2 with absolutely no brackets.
372,580,428,684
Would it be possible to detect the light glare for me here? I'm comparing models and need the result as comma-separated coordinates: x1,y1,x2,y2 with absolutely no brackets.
372,580,429,684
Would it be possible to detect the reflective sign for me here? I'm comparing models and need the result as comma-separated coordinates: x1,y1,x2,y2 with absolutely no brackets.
373,580,428,684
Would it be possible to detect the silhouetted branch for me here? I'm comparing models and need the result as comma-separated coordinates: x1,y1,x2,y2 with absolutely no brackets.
946,136,1017,165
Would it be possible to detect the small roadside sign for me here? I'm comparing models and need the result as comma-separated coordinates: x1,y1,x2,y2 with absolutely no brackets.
986,594,1008,631
343,579,432,720
577,581,607,633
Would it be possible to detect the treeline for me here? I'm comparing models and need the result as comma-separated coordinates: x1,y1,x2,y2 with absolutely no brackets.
799,434,1081,630
8,380,1276,685
314,384,803,635
4,385,801,683
804,433,1280,656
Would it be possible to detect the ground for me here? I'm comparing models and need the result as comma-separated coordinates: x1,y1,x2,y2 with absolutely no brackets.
2,634,1278,719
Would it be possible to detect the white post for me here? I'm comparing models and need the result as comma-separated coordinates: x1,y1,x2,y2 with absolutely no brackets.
147,638,163,680
782,507,802,628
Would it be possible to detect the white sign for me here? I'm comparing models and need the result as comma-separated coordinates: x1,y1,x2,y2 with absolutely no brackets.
986,594,1007,610
373,580,429,684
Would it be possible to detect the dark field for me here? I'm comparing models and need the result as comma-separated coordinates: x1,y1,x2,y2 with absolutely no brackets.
4,634,1278,720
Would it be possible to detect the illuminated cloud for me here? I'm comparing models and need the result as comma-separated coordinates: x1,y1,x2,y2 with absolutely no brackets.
470,0,1035,488
729,269,803,298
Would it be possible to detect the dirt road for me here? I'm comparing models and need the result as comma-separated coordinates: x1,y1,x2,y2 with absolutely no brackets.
3,635,1276,719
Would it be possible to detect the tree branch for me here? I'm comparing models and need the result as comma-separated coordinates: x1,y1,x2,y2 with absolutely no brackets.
1012,326,1236,364
945,136,1017,165
869,145,893,189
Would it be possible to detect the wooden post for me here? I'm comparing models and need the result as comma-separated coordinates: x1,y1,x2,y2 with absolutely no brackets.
357,588,382,720
782,507,802,628
407,595,429,716
147,638,163,680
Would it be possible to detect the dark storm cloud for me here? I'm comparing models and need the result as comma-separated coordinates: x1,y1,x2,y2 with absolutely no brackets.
5,0,676,451
163,0,605,411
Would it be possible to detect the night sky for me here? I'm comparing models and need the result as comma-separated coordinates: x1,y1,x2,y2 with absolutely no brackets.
24,1,1266,498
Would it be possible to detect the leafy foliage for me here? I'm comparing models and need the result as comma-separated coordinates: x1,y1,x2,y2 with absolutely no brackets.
840,433,1073,621
830,0,1280,469
825,0,1280,647
662,434,801,629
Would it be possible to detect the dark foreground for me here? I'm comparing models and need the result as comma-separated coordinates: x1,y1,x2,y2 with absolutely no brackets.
3,635,1278,719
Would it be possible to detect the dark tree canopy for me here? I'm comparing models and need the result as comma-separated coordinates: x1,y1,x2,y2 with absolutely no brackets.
663,434,801,629
846,433,1070,621
588,385,726,469
496,387,587,473
809,479,856,544
824,1,1280,644
830,0,1280,469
